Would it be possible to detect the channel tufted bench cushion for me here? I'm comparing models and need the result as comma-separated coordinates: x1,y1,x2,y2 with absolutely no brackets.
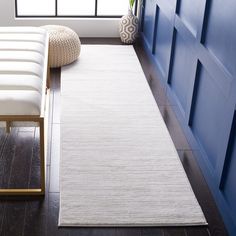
0,27,49,196
41,25,81,68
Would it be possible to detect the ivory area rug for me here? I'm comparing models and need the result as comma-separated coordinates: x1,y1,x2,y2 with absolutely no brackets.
59,45,207,227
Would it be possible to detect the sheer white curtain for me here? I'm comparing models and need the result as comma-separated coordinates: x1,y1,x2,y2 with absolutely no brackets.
17,0,130,16
58,0,95,16
17,0,55,15
97,0,128,15
58,0,128,16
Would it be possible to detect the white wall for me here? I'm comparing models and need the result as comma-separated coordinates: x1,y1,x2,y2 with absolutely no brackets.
0,0,122,37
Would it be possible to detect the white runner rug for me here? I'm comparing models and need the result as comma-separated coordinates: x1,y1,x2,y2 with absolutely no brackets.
59,45,207,227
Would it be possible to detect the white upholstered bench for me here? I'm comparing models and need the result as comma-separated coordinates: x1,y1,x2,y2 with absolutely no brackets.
0,27,49,196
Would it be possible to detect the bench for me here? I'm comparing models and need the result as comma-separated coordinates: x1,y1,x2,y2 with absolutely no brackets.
0,27,50,196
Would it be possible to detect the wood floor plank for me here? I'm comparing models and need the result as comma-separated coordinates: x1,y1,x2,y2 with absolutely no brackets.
0,129,18,235
47,193,70,236
80,37,122,45
23,197,47,236
134,42,153,84
0,129,18,188
185,227,210,236
158,106,191,150
141,228,164,236
163,227,187,236
178,150,228,236
46,89,54,166
49,124,60,193
0,200,27,236
23,127,50,236
8,130,34,189
0,129,34,236
51,68,61,124
71,228,118,236
23,168,50,236
116,228,142,236
149,75,169,107
0,128,7,149
52,89,61,124
0,201,4,235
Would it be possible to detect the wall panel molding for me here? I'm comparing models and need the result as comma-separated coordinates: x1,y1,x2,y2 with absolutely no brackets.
140,0,236,235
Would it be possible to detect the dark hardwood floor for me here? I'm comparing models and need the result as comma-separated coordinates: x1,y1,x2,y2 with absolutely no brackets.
0,38,228,236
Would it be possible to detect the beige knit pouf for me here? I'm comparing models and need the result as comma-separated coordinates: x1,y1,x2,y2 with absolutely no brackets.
41,25,81,68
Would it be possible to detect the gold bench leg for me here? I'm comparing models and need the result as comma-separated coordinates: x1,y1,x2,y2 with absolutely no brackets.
39,118,46,195
0,119,46,196
0,189,44,196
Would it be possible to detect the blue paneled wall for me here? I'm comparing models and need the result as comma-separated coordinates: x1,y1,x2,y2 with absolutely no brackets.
140,0,236,235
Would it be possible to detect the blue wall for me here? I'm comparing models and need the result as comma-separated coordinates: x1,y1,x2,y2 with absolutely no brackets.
140,0,236,235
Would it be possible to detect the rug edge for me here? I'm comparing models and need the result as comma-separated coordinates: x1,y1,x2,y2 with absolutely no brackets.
58,222,208,227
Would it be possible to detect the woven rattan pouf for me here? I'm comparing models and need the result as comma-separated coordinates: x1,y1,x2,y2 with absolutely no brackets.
41,25,81,68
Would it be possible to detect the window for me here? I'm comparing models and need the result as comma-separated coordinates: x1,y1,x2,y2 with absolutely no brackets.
16,0,136,17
